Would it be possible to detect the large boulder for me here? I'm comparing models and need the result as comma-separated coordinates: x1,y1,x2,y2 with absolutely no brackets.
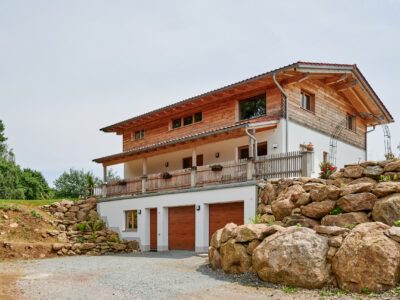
349,177,377,186
372,182,400,198
282,215,319,228
363,166,384,179
385,226,400,243
235,224,269,242
340,182,374,196
210,229,223,249
301,200,336,219
337,193,377,212
208,246,221,270
314,225,350,236
260,182,276,204
383,160,400,172
372,193,400,225
332,222,400,293
220,239,252,274
271,198,295,221
220,223,237,243
343,165,365,178
310,185,340,202
321,212,370,228
252,227,330,288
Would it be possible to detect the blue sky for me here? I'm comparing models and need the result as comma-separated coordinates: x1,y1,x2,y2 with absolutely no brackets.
0,1,399,185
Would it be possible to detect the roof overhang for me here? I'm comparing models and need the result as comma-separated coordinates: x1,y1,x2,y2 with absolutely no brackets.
99,61,393,133
94,119,279,166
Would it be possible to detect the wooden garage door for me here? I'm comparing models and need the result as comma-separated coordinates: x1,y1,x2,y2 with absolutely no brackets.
168,206,195,250
209,202,244,242
150,208,157,251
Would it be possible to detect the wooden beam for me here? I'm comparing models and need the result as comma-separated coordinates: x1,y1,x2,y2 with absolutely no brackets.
324,74,348,85
281,73,309,86
333,79,358,92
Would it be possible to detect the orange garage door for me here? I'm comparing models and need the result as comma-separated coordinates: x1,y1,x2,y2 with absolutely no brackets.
168,206,195,250
209,202,244,242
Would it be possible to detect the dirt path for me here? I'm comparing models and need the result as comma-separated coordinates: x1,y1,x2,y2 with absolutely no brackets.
0,272,21,300
0,253,399,300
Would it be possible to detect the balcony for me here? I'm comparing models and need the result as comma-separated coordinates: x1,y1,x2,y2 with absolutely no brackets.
96,150,313,199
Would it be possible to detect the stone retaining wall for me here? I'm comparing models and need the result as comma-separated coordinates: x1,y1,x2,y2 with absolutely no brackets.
209,159,400,293
42,198,139,256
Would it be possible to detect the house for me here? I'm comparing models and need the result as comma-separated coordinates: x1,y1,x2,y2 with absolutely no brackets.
93,61,393,252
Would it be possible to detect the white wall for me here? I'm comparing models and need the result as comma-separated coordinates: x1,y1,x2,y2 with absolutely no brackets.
124,122,285,179
97,184,257,252
287,120,366,176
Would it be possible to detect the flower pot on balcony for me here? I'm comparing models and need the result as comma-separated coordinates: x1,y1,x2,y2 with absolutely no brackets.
210,164,223,172
162,172,173,179
118,180,127,185
306,142,314,151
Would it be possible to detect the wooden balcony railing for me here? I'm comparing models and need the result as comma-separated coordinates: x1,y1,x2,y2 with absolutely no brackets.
97,150,313,198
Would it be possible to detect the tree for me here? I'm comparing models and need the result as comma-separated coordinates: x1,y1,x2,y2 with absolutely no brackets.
54,169,101,198
0,120,13,160
106,168,120,183
20,168,53,200
0,120,51,199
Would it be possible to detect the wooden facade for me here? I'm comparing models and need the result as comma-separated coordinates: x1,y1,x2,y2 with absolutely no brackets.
94,62,392,172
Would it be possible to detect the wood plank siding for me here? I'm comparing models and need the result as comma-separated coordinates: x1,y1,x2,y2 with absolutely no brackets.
121,78,366,154
286,80,367,149
122,87,283,152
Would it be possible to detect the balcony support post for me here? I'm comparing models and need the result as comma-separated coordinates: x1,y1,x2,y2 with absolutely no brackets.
247,158,255,181
191,167,197,188
141,176,147,194
192,148,197,167
103,165,107,183
142,158,148,176
302,149,314,177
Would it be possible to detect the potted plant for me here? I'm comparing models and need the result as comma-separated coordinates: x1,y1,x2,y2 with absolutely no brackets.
306,142,314,151
319,162,337,179
210,164,223,171
161,172,172,179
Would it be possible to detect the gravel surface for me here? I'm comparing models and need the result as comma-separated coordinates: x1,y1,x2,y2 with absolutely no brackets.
0,251,399,300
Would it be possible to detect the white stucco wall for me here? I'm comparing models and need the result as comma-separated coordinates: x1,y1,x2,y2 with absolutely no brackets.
124,121,286,179
97,183,257,252
287,120,366,176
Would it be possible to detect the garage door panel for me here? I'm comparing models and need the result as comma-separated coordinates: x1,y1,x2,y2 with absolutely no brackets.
209,202,244,242
168,206,195,250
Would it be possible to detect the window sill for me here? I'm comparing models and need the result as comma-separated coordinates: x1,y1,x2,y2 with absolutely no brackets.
299,107,315,115
238,114,267,123
123,230,138,233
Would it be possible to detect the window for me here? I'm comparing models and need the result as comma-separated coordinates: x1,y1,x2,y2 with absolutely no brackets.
182,155,203,168
132,130,144,141
125,210,137,231
172,118,182,129
346,114,356,131
183,115,193,126
301,91,315,112
239,94,266,121
194,112,203,122
171,112,202,129
238,142,268,159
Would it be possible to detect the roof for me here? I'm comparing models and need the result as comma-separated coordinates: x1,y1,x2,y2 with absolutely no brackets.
100,61,393,133
93,118,279,164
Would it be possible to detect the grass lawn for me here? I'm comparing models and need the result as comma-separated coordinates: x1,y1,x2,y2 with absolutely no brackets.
0,199,74,207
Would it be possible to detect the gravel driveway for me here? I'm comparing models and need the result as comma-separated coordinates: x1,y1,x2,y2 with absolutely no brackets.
1,251,399,300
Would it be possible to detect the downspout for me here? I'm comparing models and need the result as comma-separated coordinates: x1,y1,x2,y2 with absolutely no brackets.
273,73,289,153
245,126,258,158
365,125,376,161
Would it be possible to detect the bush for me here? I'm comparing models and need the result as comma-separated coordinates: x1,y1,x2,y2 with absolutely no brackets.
76,222,87,233
330,207,343,215
319,162,337,179
54,169,101,198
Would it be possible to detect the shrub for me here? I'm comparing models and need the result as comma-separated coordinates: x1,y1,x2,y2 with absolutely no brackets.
394,220,400,227
330,207,343,215
319,162,337,179
30,210,42,219
76,222,87,233
249,214,262,224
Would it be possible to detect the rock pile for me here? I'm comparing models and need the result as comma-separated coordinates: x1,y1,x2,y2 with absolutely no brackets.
42,198,139,256
257,159,400,229
210,159,400,293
